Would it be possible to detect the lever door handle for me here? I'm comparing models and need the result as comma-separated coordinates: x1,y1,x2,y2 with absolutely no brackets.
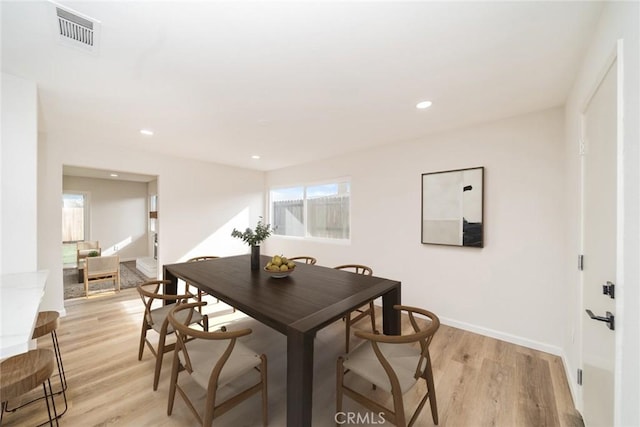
586,309,615,330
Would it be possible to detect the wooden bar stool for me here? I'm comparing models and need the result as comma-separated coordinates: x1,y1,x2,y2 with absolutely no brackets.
0,349,59,426
6,312,68,418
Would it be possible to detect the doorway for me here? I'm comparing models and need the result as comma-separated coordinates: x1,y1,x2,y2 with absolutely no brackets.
61,166,159,298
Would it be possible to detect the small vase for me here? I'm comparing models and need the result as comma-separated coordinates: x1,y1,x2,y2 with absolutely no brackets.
251,245,260,270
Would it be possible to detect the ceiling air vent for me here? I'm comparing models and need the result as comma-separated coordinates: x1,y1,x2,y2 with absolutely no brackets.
57,8,94,45
51,2,101,53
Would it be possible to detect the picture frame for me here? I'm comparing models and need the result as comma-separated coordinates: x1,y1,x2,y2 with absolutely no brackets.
421,166,484,247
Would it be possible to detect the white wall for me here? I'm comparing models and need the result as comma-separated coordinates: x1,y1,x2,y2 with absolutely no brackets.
266,107,567,353
1,73,38,275
564,2,639,424
38,133,265,312
63,176,150,262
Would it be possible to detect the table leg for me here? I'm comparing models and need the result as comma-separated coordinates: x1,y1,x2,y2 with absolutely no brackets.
382,284,401,335
287,328,314,427
162,266,178,305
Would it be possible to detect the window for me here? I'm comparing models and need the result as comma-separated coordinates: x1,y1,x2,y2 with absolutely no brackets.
270,180,350,240
62,192,88,242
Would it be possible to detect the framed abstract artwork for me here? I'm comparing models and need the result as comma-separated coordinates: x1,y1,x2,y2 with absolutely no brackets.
421,167,484,247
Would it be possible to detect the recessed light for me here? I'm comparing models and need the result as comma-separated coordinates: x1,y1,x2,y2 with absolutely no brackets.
110,173,119,177
251,155,261,160
416,101,433,109
140,129,154,136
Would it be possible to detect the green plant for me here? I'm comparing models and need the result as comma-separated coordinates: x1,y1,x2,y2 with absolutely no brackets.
88,250,100,257
231,217,273,246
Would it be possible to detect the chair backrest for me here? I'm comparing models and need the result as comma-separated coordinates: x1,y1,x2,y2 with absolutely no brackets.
187,256,219,262
334,264,373,275
86,255,119,275
77,241,101,264
355,305,440,380
289,256,317,265
137,280,196,327
168,302,252,377
77,241,99,251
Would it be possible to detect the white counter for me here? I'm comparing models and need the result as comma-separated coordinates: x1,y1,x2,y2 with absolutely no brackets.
0,270,49,359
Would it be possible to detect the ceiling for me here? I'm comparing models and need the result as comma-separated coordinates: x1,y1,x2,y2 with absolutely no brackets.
2,1,603,172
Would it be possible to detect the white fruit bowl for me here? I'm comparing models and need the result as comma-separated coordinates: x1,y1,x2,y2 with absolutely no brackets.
264,265,295,279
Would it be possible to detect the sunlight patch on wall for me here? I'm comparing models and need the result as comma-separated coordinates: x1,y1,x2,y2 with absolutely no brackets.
102,236,132,256
179,208,255,261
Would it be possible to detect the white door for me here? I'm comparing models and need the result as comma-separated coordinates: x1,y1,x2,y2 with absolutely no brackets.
581,58,617,426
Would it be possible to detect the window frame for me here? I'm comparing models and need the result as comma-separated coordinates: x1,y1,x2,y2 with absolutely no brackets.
269,177,352,244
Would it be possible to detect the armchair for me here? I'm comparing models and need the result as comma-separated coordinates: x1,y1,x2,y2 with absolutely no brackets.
337,305,440,426
84,255,120,297
76,241,101,265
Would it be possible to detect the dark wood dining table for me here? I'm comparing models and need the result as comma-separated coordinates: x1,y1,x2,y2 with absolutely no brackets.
163,254,401,427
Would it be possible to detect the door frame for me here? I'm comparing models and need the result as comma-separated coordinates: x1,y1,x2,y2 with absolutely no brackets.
578,39,625,423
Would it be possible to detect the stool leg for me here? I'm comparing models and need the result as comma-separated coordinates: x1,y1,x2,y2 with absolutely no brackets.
39,378,59,427
2,377,59,426
50,330,68,416
52,330,67,392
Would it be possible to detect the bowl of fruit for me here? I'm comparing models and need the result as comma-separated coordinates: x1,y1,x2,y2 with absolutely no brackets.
264,255,296,278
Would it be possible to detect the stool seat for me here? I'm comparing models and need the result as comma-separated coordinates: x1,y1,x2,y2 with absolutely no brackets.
0,349,55,402
2,312,67,424
32,312,60,340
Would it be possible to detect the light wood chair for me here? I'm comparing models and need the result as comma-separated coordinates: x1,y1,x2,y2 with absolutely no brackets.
137,280,209,391
167,302,268,427
337,305,440,427
76,241,100,265
84,255,120,297
289,256,317,265
1,349,58,426
334,264,375,352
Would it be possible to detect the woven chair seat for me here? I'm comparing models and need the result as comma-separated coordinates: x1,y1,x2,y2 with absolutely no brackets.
147,304,205,335
179,338,262,390
343,341,421,394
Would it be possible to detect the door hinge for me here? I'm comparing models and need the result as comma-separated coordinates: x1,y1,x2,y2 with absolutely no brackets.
577,368,583,385
578,254,584,271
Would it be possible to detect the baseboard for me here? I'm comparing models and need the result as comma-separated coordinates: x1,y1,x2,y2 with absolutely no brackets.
370,303,565,356
438,316,563,356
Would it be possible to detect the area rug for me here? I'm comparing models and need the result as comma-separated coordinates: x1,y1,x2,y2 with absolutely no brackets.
63,260,153,299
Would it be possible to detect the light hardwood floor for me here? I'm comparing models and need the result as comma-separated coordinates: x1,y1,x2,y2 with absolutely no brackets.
2,288,583,426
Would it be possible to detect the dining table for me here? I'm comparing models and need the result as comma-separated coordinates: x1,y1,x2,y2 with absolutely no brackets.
163,254,401,427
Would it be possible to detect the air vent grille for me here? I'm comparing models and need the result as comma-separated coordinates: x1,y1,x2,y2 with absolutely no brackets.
57,7,94,46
